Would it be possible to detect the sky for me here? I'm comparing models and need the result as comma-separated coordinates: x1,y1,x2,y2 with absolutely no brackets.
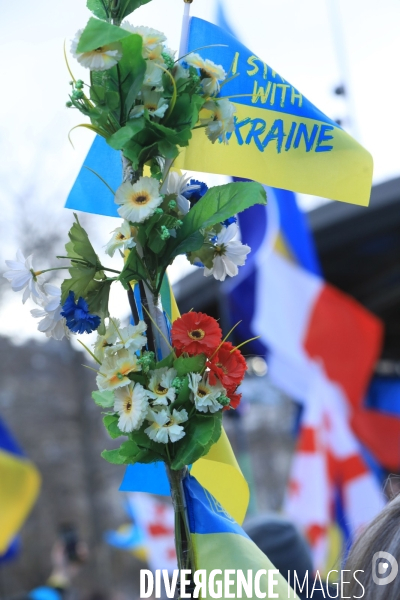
1,0,399,343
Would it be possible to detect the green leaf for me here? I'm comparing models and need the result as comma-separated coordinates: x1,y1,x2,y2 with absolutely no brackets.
174,355,206,377
155,352,175,370
92,390,114,408
157,140,180,160
66,214,99,266
105,91,120,110
119,440,141,457
101,449,126,464
167,93,204,131
119,247,148,287
168,231,204,261
61,265,97,305
170,376,190,410
77,17,132,53
87,0,109,19
103,414,125,439
107,118,145,150
85,279,113,335
171,412,222,470
147,234,166,255
176,182,267,248
121,140,142,168
119,0,152,20
118,35,146,116
90,84,106,103
128,373,147,386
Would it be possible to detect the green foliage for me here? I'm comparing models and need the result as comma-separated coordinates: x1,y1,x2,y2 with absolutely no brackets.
173,354,206,377
87,0,110,20
118,35,147,117
118,0,152,20
103,414,125,439
60,215,104,305
170,376,190,410
85,279,113,335
171,412,222,470
176,182,267,246
107,118,145,150
65,213,100,266
155,352,175,370
101,449,126,464
87,0,152,22
77,18,131,53
92,390,114,408
118,247,148,289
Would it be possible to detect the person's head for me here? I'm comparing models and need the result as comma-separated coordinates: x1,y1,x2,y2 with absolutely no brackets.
244,513,328,599
344,492,400,599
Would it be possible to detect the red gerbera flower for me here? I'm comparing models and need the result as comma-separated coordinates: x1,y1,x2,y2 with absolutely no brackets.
171,312,222,356
207,341,247,390
223,391,242,412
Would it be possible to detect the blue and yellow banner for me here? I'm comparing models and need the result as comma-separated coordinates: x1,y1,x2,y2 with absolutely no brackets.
184,474,294,599
175,18,372,206
0,418,41,554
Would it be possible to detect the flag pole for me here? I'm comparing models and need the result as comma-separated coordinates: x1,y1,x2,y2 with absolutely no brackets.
179,0,193,59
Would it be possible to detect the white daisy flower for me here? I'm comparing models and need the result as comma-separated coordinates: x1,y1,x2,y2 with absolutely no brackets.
130,89,169,120
146,367,177,406
3,249,45,303
96,349,141,391
115,176,163,223
114,382,148,433
93,318,121,361
202,99,236,144
145,408,188,444
120,23,166,58
188,372,225,413
30,284,67,341
204,223,251,282
105,221,135,258
143,60,164,89
113,321,147,353
185,53,226,95
71,29,123,71
161,172,201,215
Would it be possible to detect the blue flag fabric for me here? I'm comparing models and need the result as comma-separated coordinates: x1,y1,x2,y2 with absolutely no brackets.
65,136,120,217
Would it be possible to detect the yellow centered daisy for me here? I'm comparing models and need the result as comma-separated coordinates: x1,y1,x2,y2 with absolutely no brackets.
114,383,148,433
115,177,163,223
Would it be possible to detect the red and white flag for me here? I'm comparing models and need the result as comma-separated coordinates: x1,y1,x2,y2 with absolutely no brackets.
252,250,385,569
128,493,177,573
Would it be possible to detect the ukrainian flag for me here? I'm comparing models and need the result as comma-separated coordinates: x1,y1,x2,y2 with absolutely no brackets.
184,474,295,599
0,417,41,553
176,18,372,207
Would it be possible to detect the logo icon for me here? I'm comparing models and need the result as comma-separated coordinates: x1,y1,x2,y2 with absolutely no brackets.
372,552,398,585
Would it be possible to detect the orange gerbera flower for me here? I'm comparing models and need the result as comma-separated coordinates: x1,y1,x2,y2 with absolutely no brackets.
171,312,222,356
207,341,247,390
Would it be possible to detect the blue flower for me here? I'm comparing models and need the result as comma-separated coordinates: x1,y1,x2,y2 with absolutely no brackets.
221,216,237,227
61,291,101,334
182,179,208,205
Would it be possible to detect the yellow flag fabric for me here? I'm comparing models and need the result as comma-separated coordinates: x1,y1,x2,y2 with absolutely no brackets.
184,474,296,598
176,17,373,207
0,449,41,553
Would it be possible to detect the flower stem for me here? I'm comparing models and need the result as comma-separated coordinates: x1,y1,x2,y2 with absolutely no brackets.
34,266,70,276
166,466,196,579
